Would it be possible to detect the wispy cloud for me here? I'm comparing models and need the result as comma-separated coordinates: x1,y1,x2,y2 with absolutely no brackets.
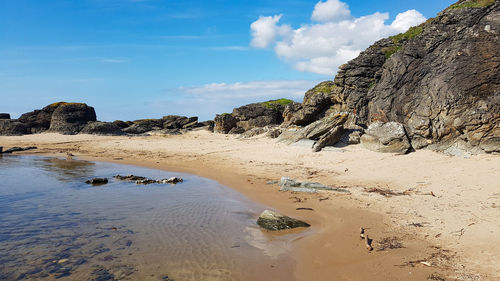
101,58,127,63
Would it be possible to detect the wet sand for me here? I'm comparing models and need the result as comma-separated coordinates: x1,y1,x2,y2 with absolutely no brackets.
1,131,499,280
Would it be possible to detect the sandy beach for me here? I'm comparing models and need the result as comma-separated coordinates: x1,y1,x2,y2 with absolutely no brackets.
2,130,499,280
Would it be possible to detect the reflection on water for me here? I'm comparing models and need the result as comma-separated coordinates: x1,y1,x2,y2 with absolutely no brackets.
0,155,297,281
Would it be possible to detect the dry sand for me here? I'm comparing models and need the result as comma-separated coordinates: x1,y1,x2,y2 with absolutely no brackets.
1,130,499,280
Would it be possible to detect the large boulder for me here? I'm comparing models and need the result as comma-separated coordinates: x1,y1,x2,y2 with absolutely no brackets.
257,210,310,231
214,113,238,133
80,121,124,136
360,121,411,154
0,120,28,135
49,103,97,135
0,113,10,119
163,115,198,129
18,102,63,133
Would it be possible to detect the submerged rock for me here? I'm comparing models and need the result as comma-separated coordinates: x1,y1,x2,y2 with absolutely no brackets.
114,174,183,185
85,178,108,185
257,210,310,231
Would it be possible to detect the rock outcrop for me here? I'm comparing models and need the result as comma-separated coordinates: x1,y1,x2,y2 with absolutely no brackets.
257,210,310,231
0,113,10,119
49,103,97,135
214,99,293,134
0,120,28,135
284,0,500,154
18,103,63,133
80,121,124,136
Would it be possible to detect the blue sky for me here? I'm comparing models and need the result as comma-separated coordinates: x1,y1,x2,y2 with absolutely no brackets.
0,0,456,121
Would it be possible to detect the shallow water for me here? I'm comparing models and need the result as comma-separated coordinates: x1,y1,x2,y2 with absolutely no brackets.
0,155,298,281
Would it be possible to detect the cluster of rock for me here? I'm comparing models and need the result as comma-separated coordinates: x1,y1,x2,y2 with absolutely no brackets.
113,174,183,185
214,99,292,135
0,102,212,136
213,1,499,154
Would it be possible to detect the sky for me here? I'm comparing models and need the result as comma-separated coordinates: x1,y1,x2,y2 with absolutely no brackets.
0,0,456,121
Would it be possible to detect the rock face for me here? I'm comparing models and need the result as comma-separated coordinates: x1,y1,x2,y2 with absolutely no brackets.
0,113,10,119
257,210,310,231
214,99,292,134
285,82,337,126
19,103,63,133
360,121,411,154
49,103,97,135
80,121,124,136
0,120,28,135
284,1,500,154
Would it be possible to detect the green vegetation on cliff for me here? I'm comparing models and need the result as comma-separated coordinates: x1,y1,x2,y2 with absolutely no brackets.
261,98,293,109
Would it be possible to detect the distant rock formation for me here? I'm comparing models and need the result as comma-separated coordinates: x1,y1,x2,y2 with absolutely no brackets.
49,103,97,135
0,103,209,136
282,0,500,154
214,99,292,134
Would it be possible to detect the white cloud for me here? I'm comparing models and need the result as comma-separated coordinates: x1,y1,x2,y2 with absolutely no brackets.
250,15,291,48
180,79,319,99
311,0,351,22
390,9,427,32
250,0,426,75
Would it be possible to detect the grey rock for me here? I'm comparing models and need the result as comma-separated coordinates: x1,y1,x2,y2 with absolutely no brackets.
80,121,124,136
214,114,238,133
257,210,310,231
360,121,410,154
286,82,336,126
18,102,63,133
279,177,349,193
158,177,183,184
49,103,97,135
312,125,345,152
280,112,349,144
0,113,10,119
0,120,28,135
112,120,130,129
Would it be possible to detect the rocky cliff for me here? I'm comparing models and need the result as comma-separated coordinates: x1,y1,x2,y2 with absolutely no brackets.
286,0,499,154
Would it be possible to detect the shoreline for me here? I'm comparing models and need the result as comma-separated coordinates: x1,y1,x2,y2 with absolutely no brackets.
2,131,499,280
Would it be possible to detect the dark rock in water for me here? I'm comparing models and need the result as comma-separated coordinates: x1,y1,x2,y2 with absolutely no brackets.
19,102,64,133
257,210,310,231
360,121,410,154
0,113,10,119
214,114,238,133
0,120,28,135
49,103,97,135
284,1,500,153
112,120,129,129
2,146,37,153
85,178,108,185
114,174,182,185
158,177,183,184
80,121,124,136
114,174,147,181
